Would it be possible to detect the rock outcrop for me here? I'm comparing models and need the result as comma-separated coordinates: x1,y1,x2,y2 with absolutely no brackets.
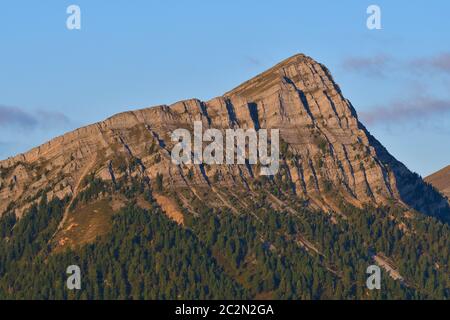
1,54,449,221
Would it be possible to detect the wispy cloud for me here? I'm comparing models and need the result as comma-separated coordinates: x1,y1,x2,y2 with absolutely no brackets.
0,105,72,130
0,105,37,128
342,52,450,77
243,56,262,67
359,95,450,125
341,54,392,77
0,105,74,160
410,53,450,74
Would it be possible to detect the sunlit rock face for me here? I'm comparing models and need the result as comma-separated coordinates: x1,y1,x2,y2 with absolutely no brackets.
1,54,449,221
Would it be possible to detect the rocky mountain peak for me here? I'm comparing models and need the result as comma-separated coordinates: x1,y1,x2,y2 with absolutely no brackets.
0,54,449,224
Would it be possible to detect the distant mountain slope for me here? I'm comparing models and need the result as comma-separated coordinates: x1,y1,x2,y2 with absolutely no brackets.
426,165,450,201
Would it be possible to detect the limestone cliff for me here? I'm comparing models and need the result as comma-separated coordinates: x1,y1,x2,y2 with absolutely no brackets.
0,54,449,221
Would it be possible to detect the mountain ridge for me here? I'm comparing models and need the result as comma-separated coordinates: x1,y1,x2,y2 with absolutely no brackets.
0,53,449,300
426,165,450,202
0,53,449,223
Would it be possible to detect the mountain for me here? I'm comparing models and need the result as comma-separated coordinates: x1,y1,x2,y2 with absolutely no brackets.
0,54,449,299
426,165,450,202
1,54,448,221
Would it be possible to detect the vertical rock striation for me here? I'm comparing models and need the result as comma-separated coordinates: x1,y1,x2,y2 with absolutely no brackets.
0,54,448,221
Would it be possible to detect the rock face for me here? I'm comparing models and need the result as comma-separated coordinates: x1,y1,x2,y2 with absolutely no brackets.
0,54,449,220
426,165,450,202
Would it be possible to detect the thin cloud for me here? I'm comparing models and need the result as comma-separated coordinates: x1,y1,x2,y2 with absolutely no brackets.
341,54,391,77
410,52,450,74
0,105,71,129
244,56,262,67
342,52,450,77
360,95,450,125
0,105,37,128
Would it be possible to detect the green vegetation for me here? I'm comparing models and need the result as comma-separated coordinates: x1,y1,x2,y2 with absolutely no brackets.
0,175,448,299
0,198,245,299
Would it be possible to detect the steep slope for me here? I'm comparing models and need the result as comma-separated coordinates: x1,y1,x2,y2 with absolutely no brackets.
0,54,449,300
1,53,448,222
426,165,450,201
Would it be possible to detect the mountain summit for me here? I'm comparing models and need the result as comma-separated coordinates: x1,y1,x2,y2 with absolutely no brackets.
1,54,448,220
0,54,449,299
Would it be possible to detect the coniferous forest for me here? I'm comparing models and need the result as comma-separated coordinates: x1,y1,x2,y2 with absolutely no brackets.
0,173,448,300
1,3,450,304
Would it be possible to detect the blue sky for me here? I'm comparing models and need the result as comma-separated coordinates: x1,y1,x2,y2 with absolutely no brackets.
0,0,449,176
